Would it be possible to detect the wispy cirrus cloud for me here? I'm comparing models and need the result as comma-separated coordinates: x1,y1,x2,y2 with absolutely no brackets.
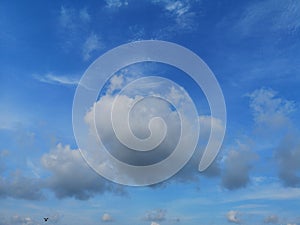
105,0,128,8
235,0,300,35
102,0,201,40
33,73,79,86
59,6,90,31
58,5,104,60
151,0,200,33
59,6,76,30
79,8,91,23
82,33,103,61
230,184,300,202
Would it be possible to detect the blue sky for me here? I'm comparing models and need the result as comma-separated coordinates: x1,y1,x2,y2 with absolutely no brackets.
1,0,300,224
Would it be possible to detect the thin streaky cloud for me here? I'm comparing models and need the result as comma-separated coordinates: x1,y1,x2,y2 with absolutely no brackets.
235,0,300,35
33,73,79,86
227,185,300,202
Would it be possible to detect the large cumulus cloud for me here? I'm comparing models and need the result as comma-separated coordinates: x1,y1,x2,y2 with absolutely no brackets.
81,75,224,184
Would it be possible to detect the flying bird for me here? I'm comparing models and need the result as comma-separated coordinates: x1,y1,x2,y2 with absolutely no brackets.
44,218,49,222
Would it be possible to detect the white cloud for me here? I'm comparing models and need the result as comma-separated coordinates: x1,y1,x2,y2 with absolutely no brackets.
165,1,189,16
102,213,113,222
26,158,41,178
33,73,79,86
58,5,97,55
79,73,226,185
198,115,224,138
59,5,91,29
10,215,38,225
167,86,186,105
105,0,128,8
0,214,54,225
106,74,124,95
248,88,295,130
82,33,103,61
151,222,160,225
235,0,300,35
59,6,75,30
151,0,198,31
226,210,240,224
144,209,166,222
84,94,182,166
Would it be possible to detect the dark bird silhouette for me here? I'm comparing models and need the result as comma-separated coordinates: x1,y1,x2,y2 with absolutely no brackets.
44,218,49,222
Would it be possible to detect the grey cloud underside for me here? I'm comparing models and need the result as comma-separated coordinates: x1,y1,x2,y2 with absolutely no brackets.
41,144,125,200
0,146,125,201
0,145,125,201
221,148,257,190
90,95,181,166
275,134,300,187
0,214,42,225
264,215,279,224
0,172,43,200
0,150,43,200
84,91,223,184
